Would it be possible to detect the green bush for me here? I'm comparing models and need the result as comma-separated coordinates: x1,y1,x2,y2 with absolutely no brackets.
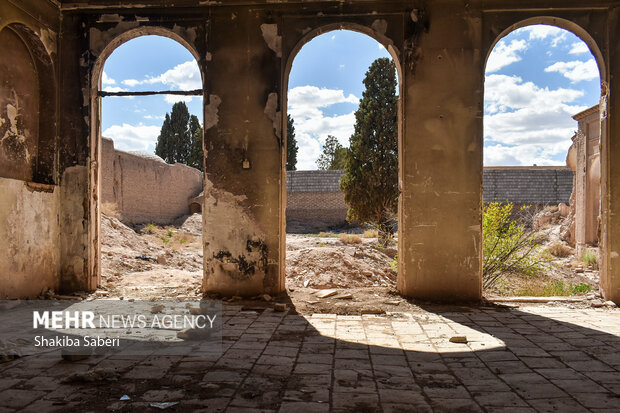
389,253,398,273
581,249,598,267
483,203,548,289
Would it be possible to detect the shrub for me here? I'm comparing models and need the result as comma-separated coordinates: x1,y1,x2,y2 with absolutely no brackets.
161,236,170,244
339,233,362,244
145,223,156,234
547,242,573,258
517,280,593,297
582,249,598,267
389,253,398,272
483,203,548,289
317,232,336,238
363,229,378,238
166,228,174,237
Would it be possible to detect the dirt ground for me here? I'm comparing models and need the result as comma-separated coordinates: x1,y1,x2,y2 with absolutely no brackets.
96,213,608,314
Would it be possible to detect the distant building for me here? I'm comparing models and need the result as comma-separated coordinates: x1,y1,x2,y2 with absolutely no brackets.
286,167,573,233
566,105,601,253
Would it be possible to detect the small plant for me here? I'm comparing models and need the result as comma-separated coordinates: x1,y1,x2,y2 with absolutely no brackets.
389,253,398,272
145,223,156,234
317,231,336,238
483,203,548,289
363,229,378,238
517,280,594,297
547,242,573,258
161,236,170,244
339,233,362,244
570,282,593,295
166,228,174,237
318,242,325,247
582,249,598,267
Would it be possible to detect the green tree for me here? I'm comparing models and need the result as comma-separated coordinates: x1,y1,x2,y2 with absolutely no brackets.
340,57,398,246
155,101,203,171
317,135,348,170
286,114,298,171
187,114,204,171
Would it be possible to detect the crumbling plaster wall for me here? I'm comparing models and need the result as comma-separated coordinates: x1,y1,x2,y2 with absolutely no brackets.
3,0,615,303
0,0,67,298
0,179,60,298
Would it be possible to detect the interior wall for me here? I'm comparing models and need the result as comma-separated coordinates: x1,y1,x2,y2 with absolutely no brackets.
0,27,39,182
0,1,61,298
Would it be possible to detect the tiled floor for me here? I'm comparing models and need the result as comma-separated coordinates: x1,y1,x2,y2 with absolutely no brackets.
1,304,619,412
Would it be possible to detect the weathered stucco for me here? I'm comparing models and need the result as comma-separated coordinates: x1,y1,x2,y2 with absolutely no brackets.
2,0,620,303
0,178,60,298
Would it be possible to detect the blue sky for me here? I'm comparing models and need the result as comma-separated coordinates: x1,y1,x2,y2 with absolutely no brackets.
101,25,599,168
483,25,599,165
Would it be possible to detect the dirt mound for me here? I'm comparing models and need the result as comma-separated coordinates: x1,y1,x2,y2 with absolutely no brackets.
177,213,203,236
286,236,396,289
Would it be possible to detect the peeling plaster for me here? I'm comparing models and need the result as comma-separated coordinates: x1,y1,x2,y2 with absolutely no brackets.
203,178,268,295
260,24,282,58
264,92,281,139
39,28,58,57
204,94,221,131
1,101,31,162
89,20,140,56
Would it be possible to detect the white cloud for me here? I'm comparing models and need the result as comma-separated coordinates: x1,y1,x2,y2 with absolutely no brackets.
102,72,115,85
118,61,202,91
102,123,161,152
484,143,569,166
569,41,590,55
485,74,583,114
102,86,128,93
147,61,202,90
544,59,599,83
288,86,359,169
378,43,385,50
122,79,141,87
164,95,193,104
484,74,587,165
144,114,165,120
521,25,567,46
486,39,527,73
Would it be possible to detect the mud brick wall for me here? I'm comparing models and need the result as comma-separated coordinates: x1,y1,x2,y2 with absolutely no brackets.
101,138,203,224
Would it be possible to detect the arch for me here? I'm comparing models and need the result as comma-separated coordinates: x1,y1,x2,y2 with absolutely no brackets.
282,23,404,292
284,23,403,105
0,22,56,184
91,26,204,92
485,17,606,83
88,27,205,291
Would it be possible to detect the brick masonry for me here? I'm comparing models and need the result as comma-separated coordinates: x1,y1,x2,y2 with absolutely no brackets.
101,137,204,224
286,168,574,231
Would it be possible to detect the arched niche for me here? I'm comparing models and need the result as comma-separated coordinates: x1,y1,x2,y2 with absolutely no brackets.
0,23,56,184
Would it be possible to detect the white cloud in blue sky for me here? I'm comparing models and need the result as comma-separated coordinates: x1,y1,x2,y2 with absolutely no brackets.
101,25,600,168
483,24,600,166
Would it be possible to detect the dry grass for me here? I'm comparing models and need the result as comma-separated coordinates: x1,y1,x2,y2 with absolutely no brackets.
362,229,378,238
547,242,573,258
339,233,362,244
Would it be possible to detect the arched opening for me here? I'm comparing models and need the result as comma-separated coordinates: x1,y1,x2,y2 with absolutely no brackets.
0,23,56,184
283,27,403,310
92,32,205,300
483,21,603,298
